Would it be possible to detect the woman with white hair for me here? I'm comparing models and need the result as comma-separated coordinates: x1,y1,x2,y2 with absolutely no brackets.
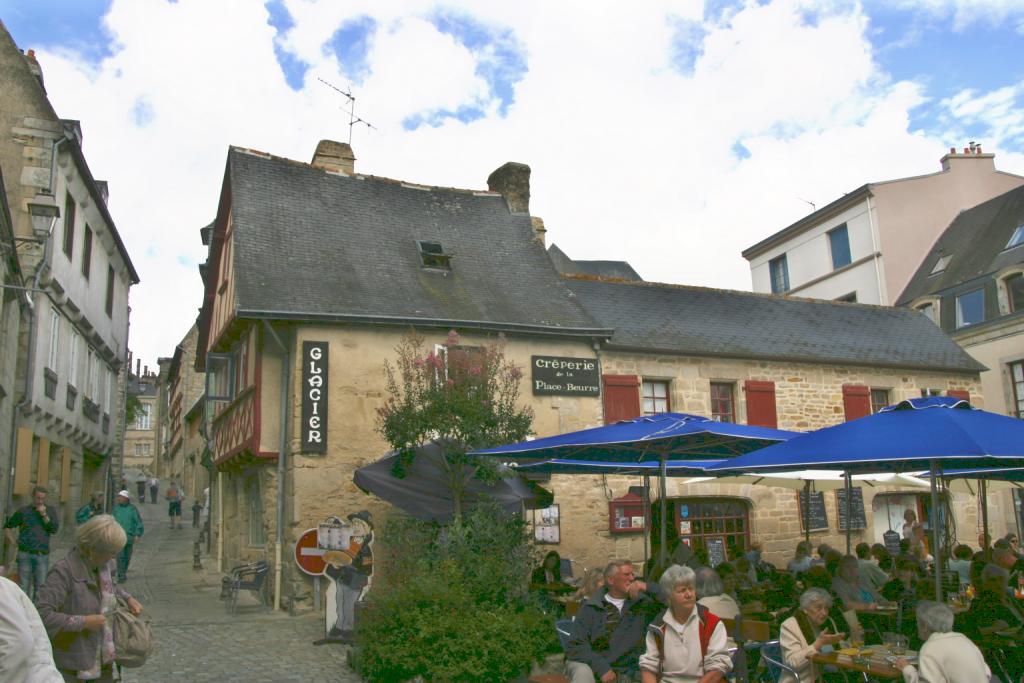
895,601,989,683
36,515,143,682
778,587,846,683
639,564,731,683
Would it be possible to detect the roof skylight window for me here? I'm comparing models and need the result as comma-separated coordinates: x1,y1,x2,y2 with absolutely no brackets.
930,254,952,275
1006,225,1024,250
417,241,452,270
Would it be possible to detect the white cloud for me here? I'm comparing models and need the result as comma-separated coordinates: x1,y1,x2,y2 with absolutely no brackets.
884,0,1024,31
27,0,1024,367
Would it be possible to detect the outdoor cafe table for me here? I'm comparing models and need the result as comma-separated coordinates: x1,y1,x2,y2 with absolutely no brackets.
808,647,916,680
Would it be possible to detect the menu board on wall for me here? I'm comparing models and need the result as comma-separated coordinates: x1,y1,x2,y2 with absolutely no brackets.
835,487,867,531
798,491,830,532
706,537,727,568
534,504,560,544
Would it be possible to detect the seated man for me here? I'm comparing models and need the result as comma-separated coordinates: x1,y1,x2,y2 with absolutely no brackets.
831,555,890,611
895,602,989,683
567,560,665,683
855,542,889,592
881,557,921,606
955,564,1024,642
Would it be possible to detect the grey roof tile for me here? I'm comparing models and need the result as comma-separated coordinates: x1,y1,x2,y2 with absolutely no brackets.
566,277,983,372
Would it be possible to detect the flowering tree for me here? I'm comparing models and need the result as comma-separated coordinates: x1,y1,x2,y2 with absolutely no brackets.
376,330,533,523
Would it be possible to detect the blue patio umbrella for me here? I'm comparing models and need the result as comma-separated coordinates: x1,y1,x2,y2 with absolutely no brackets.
707,397,1024,600
472,413,797,566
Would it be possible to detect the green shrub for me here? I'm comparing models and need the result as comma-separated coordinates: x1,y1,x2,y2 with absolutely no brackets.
356,504,556,682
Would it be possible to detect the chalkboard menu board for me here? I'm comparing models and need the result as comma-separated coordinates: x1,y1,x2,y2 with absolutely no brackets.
882,529,902,556
798,491,829,532
835,487,867,531
706,537,727,568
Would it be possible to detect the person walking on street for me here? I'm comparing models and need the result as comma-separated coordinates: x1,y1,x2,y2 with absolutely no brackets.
165,481,183,529
111,491,143,583
74,493,103,525
148,476,159,504
135,473,147,503
3,485,60,600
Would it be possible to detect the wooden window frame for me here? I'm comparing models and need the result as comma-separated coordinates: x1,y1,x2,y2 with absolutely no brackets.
710,382,735,423
870,388,890,414
1011,361,1024,420
641,379,670,415
675,497,751,560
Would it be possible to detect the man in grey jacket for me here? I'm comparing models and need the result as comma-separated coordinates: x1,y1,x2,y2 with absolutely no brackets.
566,560,665,683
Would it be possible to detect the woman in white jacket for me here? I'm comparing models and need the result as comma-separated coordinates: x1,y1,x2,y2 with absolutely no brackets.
0,575,62,682
639,564,732,683
778,588,846,683
895,602,990,683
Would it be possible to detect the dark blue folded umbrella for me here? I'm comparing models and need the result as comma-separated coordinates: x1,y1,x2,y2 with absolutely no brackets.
512,458,723,476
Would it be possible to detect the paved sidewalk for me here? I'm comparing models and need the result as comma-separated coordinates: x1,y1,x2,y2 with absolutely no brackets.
116,494,358,682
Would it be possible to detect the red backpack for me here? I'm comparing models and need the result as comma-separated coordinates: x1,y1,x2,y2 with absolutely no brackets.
649,604,720,675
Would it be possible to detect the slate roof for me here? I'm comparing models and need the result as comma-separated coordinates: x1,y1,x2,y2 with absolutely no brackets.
565,277,983,372
548,243,643,281
222,148,606,337
897,184,1024,305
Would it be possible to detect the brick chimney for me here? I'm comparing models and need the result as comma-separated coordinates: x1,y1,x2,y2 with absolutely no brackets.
487,162,530,214
940,142,995,173
24,49,45,91
311,140,355,174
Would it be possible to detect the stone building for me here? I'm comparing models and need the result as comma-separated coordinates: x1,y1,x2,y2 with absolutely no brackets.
122,363,157,474
153,324,208,503
743,145,1024,305
0,23,138,544
190,140,991,607
0,164,25,532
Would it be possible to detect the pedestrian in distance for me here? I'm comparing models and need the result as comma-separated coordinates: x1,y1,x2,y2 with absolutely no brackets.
0,574,63,682
135,473,147,503
111,491,143,583
3,485,60,600
75,493,104,526
148,476,158,505
165,481,183,529
36,514,143,682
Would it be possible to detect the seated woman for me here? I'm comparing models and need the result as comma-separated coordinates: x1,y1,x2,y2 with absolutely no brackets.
947,544,973,587
570,568,604,602
778,587,846,683
787,540,813,574
695,567,739,648
639,564,731,683
955,564,1024,641
895,602,989,683
36,515,143,683
530,551,573,611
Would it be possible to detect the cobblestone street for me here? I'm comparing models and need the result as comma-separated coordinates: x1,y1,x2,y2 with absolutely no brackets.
113,498,359,682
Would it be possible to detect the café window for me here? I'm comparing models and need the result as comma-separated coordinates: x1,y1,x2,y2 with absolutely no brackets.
870,388,890,414
710,382,735,422
676,497,750,560
641,380,670,415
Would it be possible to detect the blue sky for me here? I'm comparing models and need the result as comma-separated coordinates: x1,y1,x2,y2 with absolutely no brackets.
2,0,1023,366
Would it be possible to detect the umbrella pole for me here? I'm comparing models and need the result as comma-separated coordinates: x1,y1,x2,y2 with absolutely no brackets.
980,478,990,562
930,459,943,603
845,471,852,554
659,455,668,569
803,481,811,543
643,474,650,575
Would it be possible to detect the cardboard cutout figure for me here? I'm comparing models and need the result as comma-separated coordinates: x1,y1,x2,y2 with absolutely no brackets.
322,511,373,643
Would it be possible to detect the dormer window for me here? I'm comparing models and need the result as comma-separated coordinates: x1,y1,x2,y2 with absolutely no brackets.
417,241,451,270
1006,225,1024,251
930,254,952,275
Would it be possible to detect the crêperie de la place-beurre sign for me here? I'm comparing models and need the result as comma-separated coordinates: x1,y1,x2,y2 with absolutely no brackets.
531,355,600,396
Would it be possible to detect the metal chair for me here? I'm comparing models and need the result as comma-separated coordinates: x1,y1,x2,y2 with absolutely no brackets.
222,560,269,614
555,618,574,652
760,640,800,683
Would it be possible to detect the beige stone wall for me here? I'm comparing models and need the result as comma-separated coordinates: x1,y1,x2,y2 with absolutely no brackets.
214,324,1002,604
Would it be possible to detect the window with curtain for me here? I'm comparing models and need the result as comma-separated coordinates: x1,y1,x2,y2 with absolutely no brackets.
769,254,790,293
710,382,735,422
641,380,670,415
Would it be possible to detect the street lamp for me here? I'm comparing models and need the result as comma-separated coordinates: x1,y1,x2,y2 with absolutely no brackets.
26,193,60,241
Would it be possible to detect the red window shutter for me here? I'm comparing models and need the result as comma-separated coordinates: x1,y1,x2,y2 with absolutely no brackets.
947,390,970,401
842,384,872,421
744,380,777,428
602,375,641,424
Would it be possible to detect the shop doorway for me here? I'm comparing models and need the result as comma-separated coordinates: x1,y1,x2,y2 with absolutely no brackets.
872,491,950,551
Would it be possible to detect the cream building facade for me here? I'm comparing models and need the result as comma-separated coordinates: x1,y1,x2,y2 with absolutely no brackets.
0,25,138,545
122,366,157,474
193,140,990,609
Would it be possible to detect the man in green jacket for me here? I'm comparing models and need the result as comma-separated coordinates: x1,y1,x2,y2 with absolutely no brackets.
75,492,103,525
112,490,144,582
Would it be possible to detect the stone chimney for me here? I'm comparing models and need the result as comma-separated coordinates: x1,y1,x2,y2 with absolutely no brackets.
24,49,45,91
940,142,995,173
487,162,531,214
311,140,355,174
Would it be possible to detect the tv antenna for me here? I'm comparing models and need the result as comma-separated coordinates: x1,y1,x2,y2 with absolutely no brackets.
797,197,816,212
318,77,377,145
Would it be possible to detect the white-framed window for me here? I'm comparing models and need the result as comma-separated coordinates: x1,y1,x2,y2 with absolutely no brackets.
136,403,152,430
641,379,670,415
956,289,985,328
769,254,790,294
47,310,60,372
85,349,95,398
68,331,80,388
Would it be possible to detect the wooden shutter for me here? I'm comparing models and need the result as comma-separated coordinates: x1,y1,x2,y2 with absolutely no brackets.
842,384,872,421
36,437,51,489
13,428,33,495
947,390,970,402
602,375,641,424
744,380,777,428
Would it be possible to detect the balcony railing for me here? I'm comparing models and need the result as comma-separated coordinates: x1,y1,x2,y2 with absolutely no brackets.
82,397,100,422
210,386,256,465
